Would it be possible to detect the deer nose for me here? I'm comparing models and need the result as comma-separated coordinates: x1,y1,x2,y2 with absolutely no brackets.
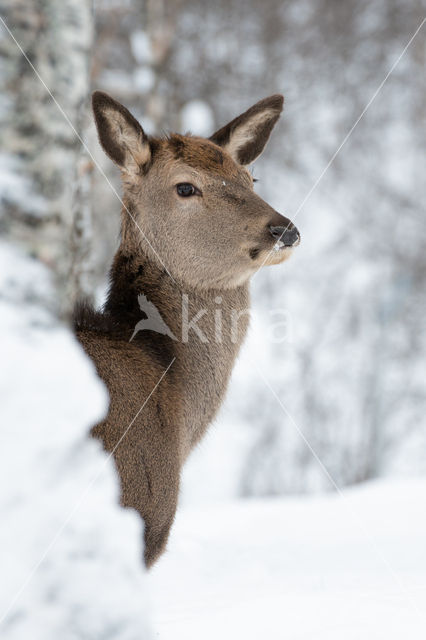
269,225,300,247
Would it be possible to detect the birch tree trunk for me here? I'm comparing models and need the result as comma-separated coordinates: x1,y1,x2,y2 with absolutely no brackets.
0,0,94,317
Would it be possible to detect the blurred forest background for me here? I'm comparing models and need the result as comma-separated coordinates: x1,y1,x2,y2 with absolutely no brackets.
1,0,425,502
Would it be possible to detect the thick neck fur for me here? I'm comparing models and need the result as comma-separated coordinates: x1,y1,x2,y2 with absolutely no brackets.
104,242,250,455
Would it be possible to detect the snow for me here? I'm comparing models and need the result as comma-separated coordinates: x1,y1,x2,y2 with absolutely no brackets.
0,153,46,216
150,478,426,639
180,100,215,136
130,30,153,65
134,67,155,93
0,242,153,639
98,69,136,94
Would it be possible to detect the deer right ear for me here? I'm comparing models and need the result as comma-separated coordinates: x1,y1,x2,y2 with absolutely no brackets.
92,91,151,175
210,95,284,166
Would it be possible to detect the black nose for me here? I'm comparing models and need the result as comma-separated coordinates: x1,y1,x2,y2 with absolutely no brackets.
269,225,300,247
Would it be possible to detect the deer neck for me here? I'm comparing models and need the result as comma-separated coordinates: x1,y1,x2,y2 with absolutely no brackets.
104,246,250,453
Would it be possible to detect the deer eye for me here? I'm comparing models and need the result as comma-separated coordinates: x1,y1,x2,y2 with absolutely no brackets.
176,183,198,197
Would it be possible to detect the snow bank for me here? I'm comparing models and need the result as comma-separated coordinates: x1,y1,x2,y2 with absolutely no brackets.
0,242,152,639
151,478,426,639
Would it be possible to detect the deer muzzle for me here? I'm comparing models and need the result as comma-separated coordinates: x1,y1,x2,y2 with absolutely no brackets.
269,224,300,247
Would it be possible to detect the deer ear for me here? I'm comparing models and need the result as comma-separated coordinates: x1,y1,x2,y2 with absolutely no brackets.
92,91,151,174
209,95,283,166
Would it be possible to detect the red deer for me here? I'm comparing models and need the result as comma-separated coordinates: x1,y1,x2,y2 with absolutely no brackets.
74,91,300,567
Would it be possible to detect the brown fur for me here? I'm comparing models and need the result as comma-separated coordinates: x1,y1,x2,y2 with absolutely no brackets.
74,91,299,567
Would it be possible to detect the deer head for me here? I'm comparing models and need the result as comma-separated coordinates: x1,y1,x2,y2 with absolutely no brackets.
92,91,300,289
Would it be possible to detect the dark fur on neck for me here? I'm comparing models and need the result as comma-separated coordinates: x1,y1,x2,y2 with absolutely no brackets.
74,250,177,369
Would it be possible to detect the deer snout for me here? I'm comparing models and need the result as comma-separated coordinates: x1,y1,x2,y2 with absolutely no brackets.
269,224,300,247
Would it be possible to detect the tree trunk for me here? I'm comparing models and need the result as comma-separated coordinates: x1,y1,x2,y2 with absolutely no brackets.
0,0,94,317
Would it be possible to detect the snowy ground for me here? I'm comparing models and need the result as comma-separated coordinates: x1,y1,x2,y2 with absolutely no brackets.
149,479,426,640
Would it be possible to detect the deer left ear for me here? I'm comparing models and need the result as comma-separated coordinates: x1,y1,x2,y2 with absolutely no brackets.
92,91,151,175
209,95,284,166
